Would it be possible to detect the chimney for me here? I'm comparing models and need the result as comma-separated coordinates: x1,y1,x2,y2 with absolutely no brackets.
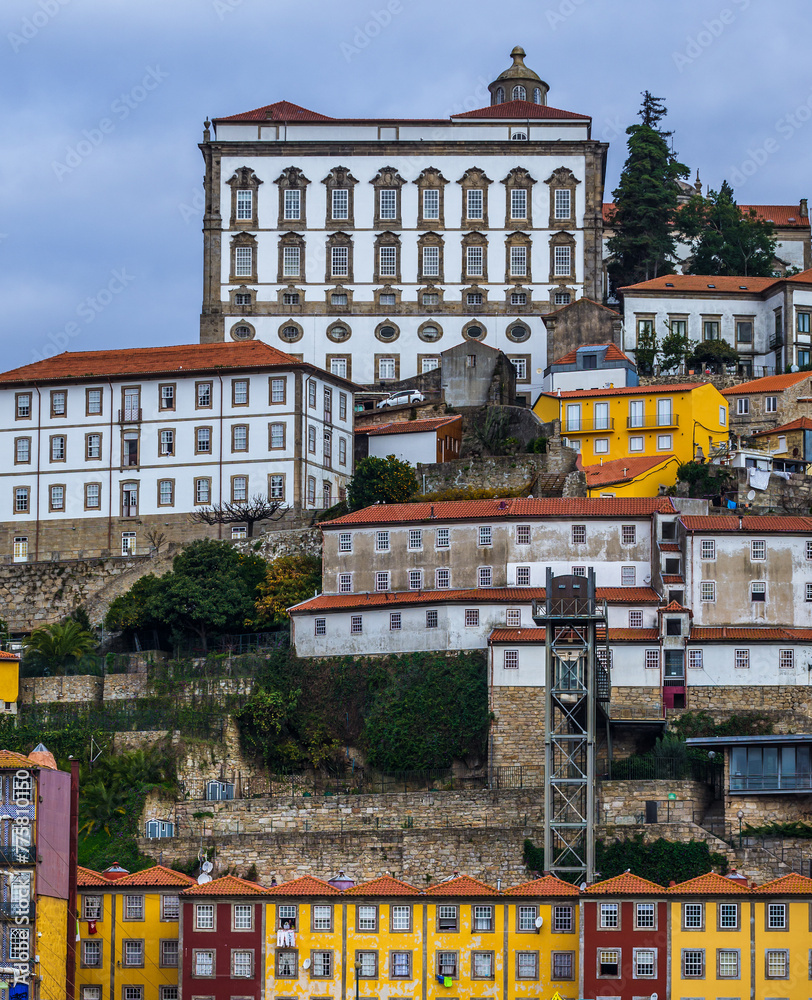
801,198,808,218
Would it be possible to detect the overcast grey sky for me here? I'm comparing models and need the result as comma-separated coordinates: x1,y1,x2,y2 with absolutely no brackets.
2,0,810,369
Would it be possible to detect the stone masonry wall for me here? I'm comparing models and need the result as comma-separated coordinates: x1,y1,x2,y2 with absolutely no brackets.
684,686,812,733
489,687,544,778
234,526,321,562
417,447,577,496
598,779,714,827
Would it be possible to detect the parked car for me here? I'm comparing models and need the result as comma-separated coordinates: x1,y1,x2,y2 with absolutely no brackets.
376,390,425,409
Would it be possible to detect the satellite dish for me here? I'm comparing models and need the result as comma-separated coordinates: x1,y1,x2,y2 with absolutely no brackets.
747,490,756,501
302,959,311,970
197,873,211,885
534,916,543,929
791,364,800,372
202,861,213,873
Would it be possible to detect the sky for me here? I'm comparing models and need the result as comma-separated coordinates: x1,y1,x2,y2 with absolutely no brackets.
1,0,810,370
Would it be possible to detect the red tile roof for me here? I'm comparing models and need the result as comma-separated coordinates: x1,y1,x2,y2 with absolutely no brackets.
0,341,341,386
425,874,499,896
585,872,665,894
661,574,684,584
344,875,421,896
621,273,782,294
77,867,108,887
680,515,812,532
365,416,461,437
659,543,681,552
752,872,812,894
545,383,705,399
551,342,631,366
660,600,690,612
0,651,19,660
691,626,812,641
721,371,811,395
217,100,335,123
668,871,751,895
182,874,269,896
505,874,580,897
739,205,810,227
584,454,677,489
265,875,342,897
0,750,40,768
451,100,589,121
489,627,659,644
293,586,661,614
751,417,812,436
323,497,675,527
112,865,195,888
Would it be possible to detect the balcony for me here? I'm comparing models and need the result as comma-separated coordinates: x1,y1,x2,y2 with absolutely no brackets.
626,414,680,429
118,408,142,424
731,774,812,793
562,418,614,434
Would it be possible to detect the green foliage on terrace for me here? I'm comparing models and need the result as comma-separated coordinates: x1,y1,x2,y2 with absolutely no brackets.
742,820,812,840
670,709,775,738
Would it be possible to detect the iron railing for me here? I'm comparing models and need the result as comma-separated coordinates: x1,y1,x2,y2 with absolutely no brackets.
626,414,680,429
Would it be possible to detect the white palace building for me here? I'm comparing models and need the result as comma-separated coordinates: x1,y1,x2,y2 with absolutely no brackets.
198,48,607,394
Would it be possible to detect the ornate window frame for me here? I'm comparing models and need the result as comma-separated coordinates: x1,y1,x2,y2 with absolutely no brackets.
458,167,493,228
226,166,262,229
414,167,449,229
276,284,305,309
374,232,402,284
545,167,579,228
418,284,445,309
461,232,489,283
228,285,254,312
505,232,532,283
506,286,532,311
503,167,536,228
325,232,354,283
229,233,257,283
371,166,406,229
278,320,304,345
277,232,306,283
462,319,488,342
550,285,574,308
549,232,576,284
322,166,359,229
325,285,354,312
462,284,489,309
229,321,255,342
417,320,443,344
326,321,352,344
506,320,532,344
374,285,402,310
275,167,310,230
375,320,401,344
417,232,445,284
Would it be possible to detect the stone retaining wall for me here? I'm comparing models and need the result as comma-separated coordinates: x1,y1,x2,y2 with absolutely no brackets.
417,446,577,496
598,779,714,827
489,687,544,771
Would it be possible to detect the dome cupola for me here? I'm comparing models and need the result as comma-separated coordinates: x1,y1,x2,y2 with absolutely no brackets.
489,46,549,106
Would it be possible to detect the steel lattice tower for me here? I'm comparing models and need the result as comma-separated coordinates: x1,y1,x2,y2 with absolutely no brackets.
534,568,609,884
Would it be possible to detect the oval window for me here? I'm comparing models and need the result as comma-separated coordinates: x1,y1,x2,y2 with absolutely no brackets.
378,325,397,341
328,325,350,343
467,326,484,340
232,325,253,340
420,325,441,343
280,325,302,343
508,325,530,343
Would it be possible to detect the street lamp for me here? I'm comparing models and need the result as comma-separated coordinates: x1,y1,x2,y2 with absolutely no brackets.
354,958,362,1000
737,809,744,849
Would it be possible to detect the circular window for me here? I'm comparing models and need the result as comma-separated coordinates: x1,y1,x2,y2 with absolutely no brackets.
418,322,443,344
327,323,351,344
230,322,255,341
507,324,531,343
278,322,303,344
464,324,486,341
375,322,400,343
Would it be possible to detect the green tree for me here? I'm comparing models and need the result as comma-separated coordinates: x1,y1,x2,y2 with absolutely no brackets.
346,455,418,511
687,339,739,373
659,321,695,373
607,92,689,291
22,620,96,676
678,181,778,276
634,321,660,376
249,555,323,628
104,539,267,651
595,834,728,884
236,687,340,771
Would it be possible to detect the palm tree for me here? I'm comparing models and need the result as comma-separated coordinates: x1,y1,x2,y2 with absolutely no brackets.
22,620,96,675
78,780,127,838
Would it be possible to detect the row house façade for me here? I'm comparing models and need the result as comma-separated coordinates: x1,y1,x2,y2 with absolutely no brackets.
77,867,812,1000
199,47,608,390
0,341,355,563
290,497,812,723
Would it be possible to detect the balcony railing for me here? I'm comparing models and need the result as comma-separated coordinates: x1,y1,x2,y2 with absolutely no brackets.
663,676,685,688
118,408,142,423
626,414,680,429
731,774,812,792
563,418,614,433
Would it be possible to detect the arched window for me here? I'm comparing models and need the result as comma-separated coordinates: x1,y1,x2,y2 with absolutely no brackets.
533,87,542,105
495,87,505,104
512,85,527,101
511,131,528,141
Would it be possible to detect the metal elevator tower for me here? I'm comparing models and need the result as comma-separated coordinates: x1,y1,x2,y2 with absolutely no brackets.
534,568,609,884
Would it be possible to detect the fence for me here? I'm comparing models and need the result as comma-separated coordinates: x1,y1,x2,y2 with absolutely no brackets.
607,756,721,784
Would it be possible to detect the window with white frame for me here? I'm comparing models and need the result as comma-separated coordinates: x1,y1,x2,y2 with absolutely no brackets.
236,189,253,219
357,904,377,930
436,568,450,589
751,581,766,602
465,609,479,627
331,245,349,277
375,572,390,592
391,951,410,977
514,564,531,587
161,940,179,966
408,528,422,550
700,581,716,602
437,951,457,977
765,395,778,412
628,435,643,452
82,988,102,1000
375,530,390,552
379,188,397,219
124,895,144,920
768,902,787,928
311,950,331,978
235,246,253,277
510,188,527,219
554,188,571,219
634,948,655,978
339,532,352,552
82,940,102,967
378,357,396,380
553,905,573,931
629,610,643,628
718,948,739,977
511,357,527,380
510,246,527,277
751,539,766,560
518,905,537,931
314,618,326,636
572,524,586,544
600,903,618,928
506,609,521,627
472,904,493,930
621,565,636,586
331,188,348,219
682,948,704,977
645,649,659,670
554,245,572,276
426,609,438,628
635,902,655,928
683,902,703,928
379,245,398,276
389,612,401,631
688,648,703,669
269,474,285,501
478,566,492,588
621,524,636,545
466,245,484,276
572,565,586,576
437,904,458,930
276,950,296,977
350,615,363,634
598,949,619,977
408,570,422,591
436,528,450,548
195,903,214,929
719,902,738,928
766,949,788,977
422,246,440,277
779,648,794,670
122,990,142,1000
735,648,750,669
123,940,143,966
736,397,749,415
805,582,812,602
479,525,492,546
504,649,519,670
423,188,440,219
516,524,531,545
472,952,493,978
467,188,483,219
517,952,538,978
282,246,300,276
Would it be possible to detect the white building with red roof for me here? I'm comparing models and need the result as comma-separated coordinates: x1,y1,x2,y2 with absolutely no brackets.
362,414,462,466
0,342,355,562
198,47,608,395
620,270,812,376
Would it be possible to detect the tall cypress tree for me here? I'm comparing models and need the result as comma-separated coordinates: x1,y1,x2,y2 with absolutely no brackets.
607,92,689,291
677,180,778,276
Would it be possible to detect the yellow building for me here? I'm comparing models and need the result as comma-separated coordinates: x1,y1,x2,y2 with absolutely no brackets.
668,870,752,997
752,873,812,997
534,381,729,495
263,871,581,1000
76,864,193,1000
